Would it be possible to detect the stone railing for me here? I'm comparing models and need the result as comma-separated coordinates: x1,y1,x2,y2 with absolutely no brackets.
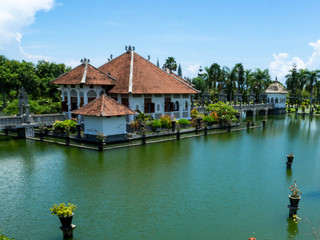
0,116,23,126
30,114,66,126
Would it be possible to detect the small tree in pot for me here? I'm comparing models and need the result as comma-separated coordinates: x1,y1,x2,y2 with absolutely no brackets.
289,180,302,207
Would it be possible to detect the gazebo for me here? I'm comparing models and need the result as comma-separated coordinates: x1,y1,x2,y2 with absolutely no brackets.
265,81,288,114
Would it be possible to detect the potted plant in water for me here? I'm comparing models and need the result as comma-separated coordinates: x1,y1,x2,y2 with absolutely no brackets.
289,180,302,207
287,153,294,163
50,203,77,228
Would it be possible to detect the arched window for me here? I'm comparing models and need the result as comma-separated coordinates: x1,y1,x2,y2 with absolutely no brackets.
87,90,97,103
184,101,189,110
275,98,278,103
175,101,179,111
70,90,78,110
157,104,160,112
271,98,274,104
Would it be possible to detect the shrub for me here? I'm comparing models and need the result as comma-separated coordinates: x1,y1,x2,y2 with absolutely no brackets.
190,108,198,118
160,114,172,129
50,203,77,217
53,119,77,133
202,115,214,124
206,102,238,124
130,119,140,131
209,111,219,123
152,119,162,129
178,119,190,126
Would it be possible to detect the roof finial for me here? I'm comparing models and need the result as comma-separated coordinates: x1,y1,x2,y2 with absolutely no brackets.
148,55,150,61
275,76,278,82
125,45,135,53
80,58,90,64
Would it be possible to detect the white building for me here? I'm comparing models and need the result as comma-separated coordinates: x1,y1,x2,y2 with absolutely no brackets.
52,47,199,123
72,94,136,142
265,81,288,114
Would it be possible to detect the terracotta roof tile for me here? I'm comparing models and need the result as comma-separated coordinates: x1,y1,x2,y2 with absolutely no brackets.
99,52,199,94
72,94,136,117
51,63,116,85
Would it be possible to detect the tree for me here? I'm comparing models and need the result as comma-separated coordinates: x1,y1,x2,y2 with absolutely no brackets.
252,68,271,102
244,69,254,103
177,64,182,77
157,58,160,67
162,57,177,72
204,63,221,102
285,64,299,102
305,70,320,113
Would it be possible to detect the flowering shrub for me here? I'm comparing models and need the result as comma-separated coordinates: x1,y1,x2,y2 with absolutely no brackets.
289,180,302,198
206,102,238,124
96,131,106,142
209,111,219,123
190,108,198,118
129,119,140,131
50,203,77,217
160,114,172,129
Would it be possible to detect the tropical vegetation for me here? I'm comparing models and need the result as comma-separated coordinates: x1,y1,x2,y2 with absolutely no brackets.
50,203,77,217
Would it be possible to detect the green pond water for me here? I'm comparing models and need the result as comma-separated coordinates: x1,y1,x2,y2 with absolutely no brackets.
0,115,320,240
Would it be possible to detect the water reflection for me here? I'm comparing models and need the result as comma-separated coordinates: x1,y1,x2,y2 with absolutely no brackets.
287,217,299,239
286,169,292,182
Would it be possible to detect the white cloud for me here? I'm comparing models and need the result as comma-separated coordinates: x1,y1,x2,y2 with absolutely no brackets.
269,39,320,83
185,64,200,77
0,0,55,60
16,33,52,61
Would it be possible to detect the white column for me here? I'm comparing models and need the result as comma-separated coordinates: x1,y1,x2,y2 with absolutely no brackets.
67,90,71,119
84,89,88,105
77,90,80,109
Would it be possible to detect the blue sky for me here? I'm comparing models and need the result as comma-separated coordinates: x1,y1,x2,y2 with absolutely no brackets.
1,0,320,83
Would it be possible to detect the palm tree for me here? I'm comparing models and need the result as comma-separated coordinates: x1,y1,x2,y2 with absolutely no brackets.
297,69,307,106
244,69,254,103
304,70,320,113
204,63,221,102
252,68,271,103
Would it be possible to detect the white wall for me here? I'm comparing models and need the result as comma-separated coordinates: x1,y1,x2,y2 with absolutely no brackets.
84,116,127,136
266,93,287,109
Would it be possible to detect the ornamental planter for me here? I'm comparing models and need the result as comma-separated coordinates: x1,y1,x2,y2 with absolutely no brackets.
171,121,176,133
59,214,74,228
289,196,301,207
287,155,294,163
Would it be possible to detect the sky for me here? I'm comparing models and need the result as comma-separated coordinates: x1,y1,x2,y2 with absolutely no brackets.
1,0,320,84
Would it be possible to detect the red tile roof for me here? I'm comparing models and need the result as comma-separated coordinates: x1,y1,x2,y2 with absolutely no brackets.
99,52,199,94
72,94,136,117
51,62,116,85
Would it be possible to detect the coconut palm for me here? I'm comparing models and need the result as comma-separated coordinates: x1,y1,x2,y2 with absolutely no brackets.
252,68,271,102
304,70,320,113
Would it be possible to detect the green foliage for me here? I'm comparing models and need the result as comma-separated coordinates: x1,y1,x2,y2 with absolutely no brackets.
160,114,172,129
202,115,214,123
53,120,77,133
0,56,70,106
2,98,61,116
0,234,14,240
206,102,238,124
50,203,77,217
178,119,190,126
162,57,177,72
177,64,182,77
152,119,162,129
